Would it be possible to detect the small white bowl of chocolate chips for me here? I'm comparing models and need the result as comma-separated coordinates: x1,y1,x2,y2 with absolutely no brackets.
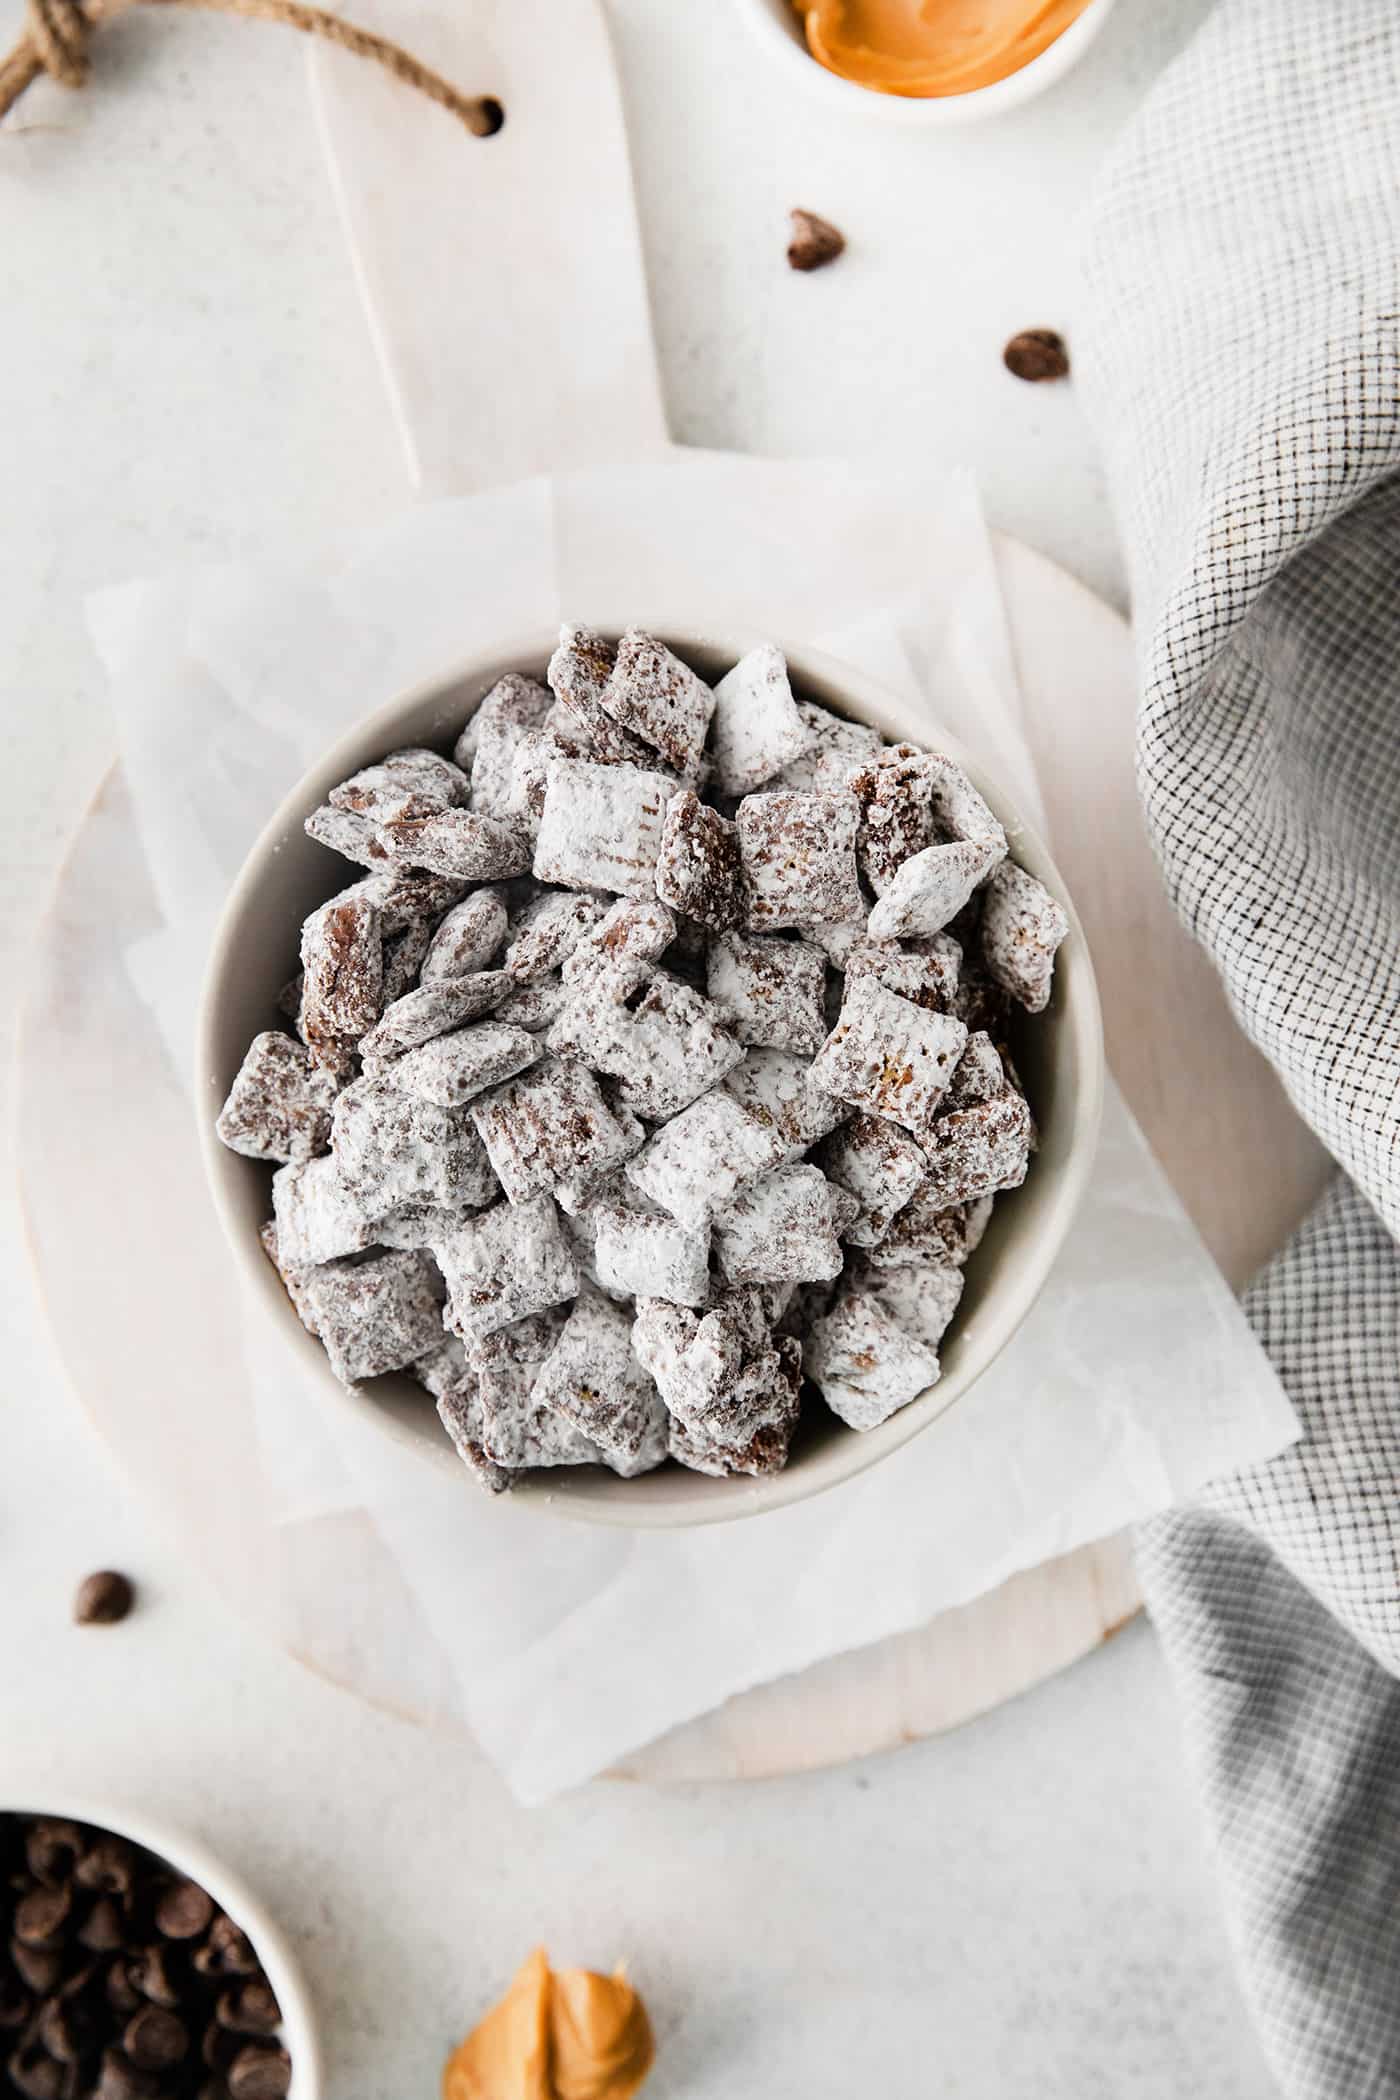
0,1801,321,2099
199,627,1103,1527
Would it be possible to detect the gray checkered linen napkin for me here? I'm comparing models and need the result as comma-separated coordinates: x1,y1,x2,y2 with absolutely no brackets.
1077,3,1400,2092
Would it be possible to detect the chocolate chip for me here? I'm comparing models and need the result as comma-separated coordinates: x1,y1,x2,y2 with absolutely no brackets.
215,1981,281,2036
73,1571,136,1625
124,2004,188,2071
7,2038,68,2100
79,1898,127,1954
105,1961,143,2017
227,2041,292,2100
192,1918,257,1979
0,1974,31,2029
127,1945,181,2010
154,1880,213,1942
76,1838,136,1899
97,2044,162,2100
25,1822,83,1890
36,1992,97,2063
1002,327,1069,382
10,1938,62,1994
15,1886,71,1950
787,208,845,273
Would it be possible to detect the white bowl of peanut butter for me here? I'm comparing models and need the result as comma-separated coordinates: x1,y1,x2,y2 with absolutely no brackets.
742,0,1119,121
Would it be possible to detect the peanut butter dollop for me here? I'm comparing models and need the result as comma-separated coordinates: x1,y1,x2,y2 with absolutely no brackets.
793,0,1094,97
443,1949,655,2100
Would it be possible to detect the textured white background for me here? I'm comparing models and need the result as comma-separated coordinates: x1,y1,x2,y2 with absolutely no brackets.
0,0,1277,2092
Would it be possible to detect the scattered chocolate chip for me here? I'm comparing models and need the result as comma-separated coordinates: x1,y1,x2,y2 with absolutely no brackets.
98,2044,162,2100
1002,327,1069,382
154,1880,213,1942
787,208,845,273
76,1838,136,1899
79,1898,127,1954
227,2041,292,2100
25,1822,83,1890
15,1885,72,1950
216,1982,281,2036
10,1938,62,1994
125,2004,188,2071
127,1945,181,2010
73,1571,136,1626
475,95,505,135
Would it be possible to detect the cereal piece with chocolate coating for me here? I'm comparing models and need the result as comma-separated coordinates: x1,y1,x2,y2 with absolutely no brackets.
296,1248,446,1386
600,630,715,778
711,1164,847,1286
471,1056,644,1205
533,758,673,898
390,1022,541,1109
857,1255,965,1356
668,1338,802,1477
625,1087,780,1231
845,934,961,1013
706,932,827,1055
272,1154,380,1267
534,1289,669,1476
707,645,811,796
503,891,608,982
300,889,384,1048
377,919,431,1006
805,1288,941,1430
304,803,386,865
260,1218,322,1337
775,703,883,793
547,624,623,742
916,1091,1033,1207
377,808,533,882
654,790,744,931
494,972,569,1034
866,839,1003,941
217,1031,342,1162
460,675,552,813
737,789,865,931
866,1193,994,1271
370,864,471,935
978,860,1069,1013
847,745,938,893
435,1380,515,1494
812,1112,928,1247
552,969,743,1122
359,973,512,1064
926,752,1008,857
434,1194,579,1343
332,1074,497,1213
562,898,677,986
721,1048,849,1162
942,1031,1006,1111
421,888,509,982
632,1285,767,1428
592,1200,711,1309
810,977,967,1138
474,1307,603,1470
330,747,469,822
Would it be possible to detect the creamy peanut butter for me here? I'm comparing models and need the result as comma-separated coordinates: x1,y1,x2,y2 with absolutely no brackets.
793,0,1094,97
443,1949,655,2100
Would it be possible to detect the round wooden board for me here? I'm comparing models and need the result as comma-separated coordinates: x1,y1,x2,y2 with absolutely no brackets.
18,537,1329,1785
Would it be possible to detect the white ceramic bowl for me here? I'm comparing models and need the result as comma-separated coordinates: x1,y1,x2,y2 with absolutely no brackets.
738,0,1119,125
1,1795,322,2098
198,629,1103,1529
